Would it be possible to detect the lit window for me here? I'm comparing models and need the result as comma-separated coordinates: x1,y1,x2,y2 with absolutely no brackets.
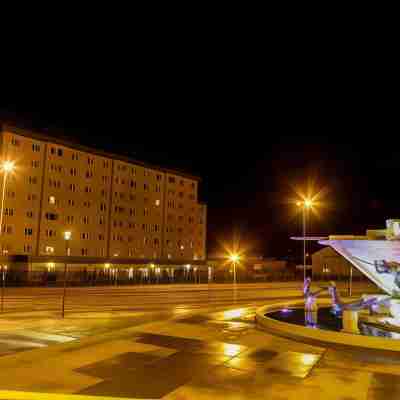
155,199,160,207
49,196,56,205
45,246,54,254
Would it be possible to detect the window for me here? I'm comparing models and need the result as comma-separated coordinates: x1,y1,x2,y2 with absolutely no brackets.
72,153,79,160
24,227,33,236
82,216,89,224
103,160,109,168
100,203,107,212
155,199,161,207
144,208,149,217
4,208,14,216
45,229,56,237
130,180,136,189
129,208,136,217
28,176,38,184
68,199,75,206
24,244,33,253
85,171,93,179
57,148,63,156
31,160,40,168
98,234,105,240
45,212,58,221
144,183,149,191
11,137,20,146
81,232,90,239
45,246,54,253
69,183,77,192
7,190,16,198
168,177,175,184
84,186,92,193
155,184,161,193
70,168,77,176
156,174,162,181
66,215,74,224
49,196,56,205
26,211,34,218
99,216,105,225
81,248,88,256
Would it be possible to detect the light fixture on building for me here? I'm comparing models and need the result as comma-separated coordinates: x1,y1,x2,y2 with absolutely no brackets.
45,246,54,254
47,262,55,271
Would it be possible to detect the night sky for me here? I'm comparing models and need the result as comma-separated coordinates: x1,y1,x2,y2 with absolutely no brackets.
1,55,397,261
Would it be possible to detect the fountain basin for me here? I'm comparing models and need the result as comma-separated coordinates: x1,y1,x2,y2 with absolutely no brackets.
256,299,400,352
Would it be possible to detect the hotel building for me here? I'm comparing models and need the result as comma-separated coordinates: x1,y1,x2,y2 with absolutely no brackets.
0,124,206,283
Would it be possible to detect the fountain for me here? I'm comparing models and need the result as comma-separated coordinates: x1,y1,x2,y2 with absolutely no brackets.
255,219,400,351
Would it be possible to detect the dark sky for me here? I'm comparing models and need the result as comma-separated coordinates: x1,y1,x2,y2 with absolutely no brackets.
1,42,398,260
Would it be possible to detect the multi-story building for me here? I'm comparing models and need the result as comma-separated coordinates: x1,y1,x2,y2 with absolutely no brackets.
0,124,206,281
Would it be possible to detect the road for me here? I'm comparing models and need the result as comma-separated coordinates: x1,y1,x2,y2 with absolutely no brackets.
0,280,396,399
0,281,376,314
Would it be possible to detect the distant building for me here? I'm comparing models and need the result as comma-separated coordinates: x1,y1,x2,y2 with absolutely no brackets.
207,255,289,282
311,247,363,279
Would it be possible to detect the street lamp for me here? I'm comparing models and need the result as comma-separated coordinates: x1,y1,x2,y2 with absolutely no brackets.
62,231,71,318
296,198,314,281
229,253,240,302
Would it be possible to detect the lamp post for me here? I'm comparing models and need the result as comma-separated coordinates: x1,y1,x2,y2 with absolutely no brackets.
0,161,15,313
296,199,313,281
229,254,240,303
62,231,71,318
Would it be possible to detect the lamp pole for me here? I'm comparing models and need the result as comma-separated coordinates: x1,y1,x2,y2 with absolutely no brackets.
0,161,15,314
229,254,240,303
297,199,313,281
62,231,71,318
303,205,306,281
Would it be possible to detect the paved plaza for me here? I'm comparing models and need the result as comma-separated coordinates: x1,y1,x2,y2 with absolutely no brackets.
0,282,397,399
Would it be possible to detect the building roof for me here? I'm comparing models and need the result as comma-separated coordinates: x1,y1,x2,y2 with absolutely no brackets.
0,123,201,182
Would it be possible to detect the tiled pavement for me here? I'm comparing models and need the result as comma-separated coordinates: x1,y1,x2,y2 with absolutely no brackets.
1,304,400,399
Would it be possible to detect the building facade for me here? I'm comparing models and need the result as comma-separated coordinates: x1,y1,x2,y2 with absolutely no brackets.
0,125,206,272
311,247,364,280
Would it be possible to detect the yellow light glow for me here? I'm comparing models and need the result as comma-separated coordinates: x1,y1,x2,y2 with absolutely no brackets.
229,254,240,263
223,308,246,320
64,231,72,241
296,201,302,207
1,160,15,173
304,199,313,208
104,263,110,269
222,343,242,357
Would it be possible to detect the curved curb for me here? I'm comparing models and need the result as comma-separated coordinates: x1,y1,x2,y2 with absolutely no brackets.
255,299,400,352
